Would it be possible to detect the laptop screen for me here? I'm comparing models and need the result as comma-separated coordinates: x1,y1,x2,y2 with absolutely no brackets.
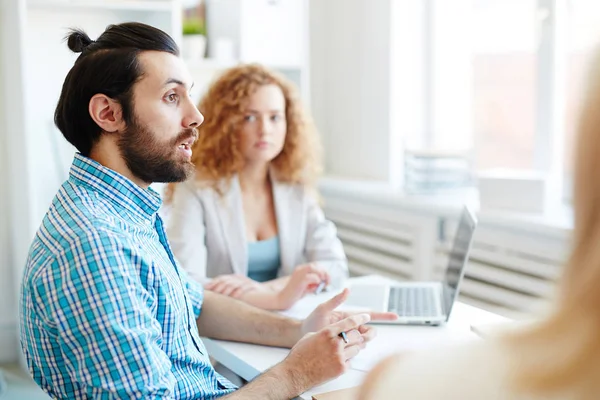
442,207,477,320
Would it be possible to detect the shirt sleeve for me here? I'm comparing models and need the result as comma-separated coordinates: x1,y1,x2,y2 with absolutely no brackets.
35,229,177,399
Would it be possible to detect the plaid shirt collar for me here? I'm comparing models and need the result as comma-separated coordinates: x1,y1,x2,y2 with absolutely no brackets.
69,153,162,222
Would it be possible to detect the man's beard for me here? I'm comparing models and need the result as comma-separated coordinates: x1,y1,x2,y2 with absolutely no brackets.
118,116,197,184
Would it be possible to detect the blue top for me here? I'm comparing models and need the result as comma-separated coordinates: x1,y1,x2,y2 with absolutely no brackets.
247,236,281,282
20,153,235,399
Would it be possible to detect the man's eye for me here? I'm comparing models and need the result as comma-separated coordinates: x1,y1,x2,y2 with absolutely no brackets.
166,93,178,103
244,115,256,122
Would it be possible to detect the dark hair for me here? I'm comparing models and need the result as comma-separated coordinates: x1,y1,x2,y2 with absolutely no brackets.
54,22,179,156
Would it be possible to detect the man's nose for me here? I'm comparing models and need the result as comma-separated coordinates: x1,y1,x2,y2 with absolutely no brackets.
183,98,204,128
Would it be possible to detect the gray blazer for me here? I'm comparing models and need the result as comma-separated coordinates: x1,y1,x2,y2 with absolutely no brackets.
165,176,348,287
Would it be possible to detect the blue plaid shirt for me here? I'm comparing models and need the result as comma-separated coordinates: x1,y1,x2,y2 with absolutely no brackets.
20,154,236,399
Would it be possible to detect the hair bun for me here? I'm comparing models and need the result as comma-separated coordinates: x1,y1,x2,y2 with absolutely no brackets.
66,29,94,53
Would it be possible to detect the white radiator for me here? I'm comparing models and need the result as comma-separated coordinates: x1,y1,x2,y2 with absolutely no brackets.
435,221,567,317
322,195,439,281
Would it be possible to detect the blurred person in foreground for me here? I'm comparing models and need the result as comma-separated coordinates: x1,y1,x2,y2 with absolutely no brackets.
357,48,600,400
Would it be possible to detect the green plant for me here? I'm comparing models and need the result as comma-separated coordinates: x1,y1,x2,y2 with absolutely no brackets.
182,18,206,36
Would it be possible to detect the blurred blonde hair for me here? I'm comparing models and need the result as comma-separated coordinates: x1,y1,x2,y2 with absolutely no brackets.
165,63,322,200
505,48,600,397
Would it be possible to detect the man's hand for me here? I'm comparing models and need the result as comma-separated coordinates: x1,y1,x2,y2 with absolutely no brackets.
219,313,371,399
277,313,372,394
277,264,330,309
204,274,261,298
300,288,399,341
207,286,397,398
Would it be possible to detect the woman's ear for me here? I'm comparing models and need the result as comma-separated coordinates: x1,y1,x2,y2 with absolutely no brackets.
88,94,126,133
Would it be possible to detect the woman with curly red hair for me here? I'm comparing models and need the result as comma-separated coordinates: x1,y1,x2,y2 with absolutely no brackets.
166,64,347,310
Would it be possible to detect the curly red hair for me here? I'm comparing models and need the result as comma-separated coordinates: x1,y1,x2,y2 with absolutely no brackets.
166,63,322,199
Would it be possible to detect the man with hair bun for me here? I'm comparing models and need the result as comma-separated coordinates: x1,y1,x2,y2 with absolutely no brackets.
19,22,396,399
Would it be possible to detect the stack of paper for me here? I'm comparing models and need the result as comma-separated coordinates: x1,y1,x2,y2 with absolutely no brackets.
404,149,474,194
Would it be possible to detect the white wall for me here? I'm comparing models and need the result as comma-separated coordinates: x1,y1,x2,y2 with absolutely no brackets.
0,0,12,363
0,0,30,363
310,0,394,181
310,0,426,186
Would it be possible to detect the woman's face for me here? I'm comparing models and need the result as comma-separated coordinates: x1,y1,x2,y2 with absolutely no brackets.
238,84,287,167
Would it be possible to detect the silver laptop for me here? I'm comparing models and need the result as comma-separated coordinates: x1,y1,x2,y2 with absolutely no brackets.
347,206,477,325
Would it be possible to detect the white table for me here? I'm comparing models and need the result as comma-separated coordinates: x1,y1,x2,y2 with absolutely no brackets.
202,276,509,399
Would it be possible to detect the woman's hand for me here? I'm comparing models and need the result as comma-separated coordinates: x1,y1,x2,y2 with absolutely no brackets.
203,264,331,310
204,274,262,298
277,264,331,309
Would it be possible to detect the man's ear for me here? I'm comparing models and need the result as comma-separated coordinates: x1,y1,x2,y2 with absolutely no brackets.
89,94,126,133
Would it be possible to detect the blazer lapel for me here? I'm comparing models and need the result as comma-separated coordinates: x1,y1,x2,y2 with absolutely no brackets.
214,176,248,276
271,172,302,274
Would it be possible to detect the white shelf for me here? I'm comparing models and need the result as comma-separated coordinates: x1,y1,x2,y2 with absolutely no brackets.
268,64,305,71
185,58,305,72
185,58,238,71
27,0,174,12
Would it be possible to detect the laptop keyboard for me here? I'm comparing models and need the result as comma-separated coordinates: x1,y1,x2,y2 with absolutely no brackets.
388,287,439,317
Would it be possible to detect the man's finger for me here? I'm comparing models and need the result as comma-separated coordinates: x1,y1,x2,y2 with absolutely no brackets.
343,344,363,362
317,288,349,313
341,310,399,322
330,313,371,334
358,325,377,343
367,311,399,321
342,329,363,346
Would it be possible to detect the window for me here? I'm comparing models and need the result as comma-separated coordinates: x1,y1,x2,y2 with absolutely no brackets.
408,0,600,203
429,0,538,171
471,1,537,170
